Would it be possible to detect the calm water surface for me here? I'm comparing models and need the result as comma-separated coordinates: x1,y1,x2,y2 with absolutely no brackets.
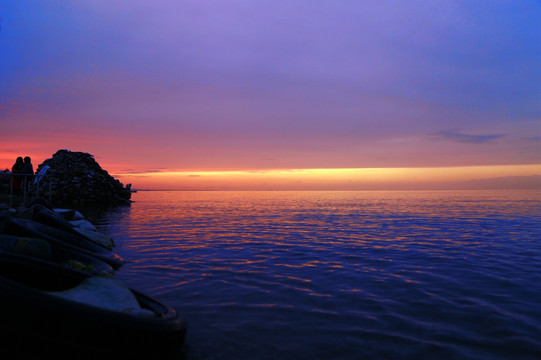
90,190,541,360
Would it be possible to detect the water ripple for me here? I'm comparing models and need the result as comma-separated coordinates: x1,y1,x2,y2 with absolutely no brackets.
89,190,541,360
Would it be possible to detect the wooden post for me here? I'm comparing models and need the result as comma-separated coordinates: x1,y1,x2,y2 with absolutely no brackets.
22,176,27,207
9,176,13,208
36,175,40,199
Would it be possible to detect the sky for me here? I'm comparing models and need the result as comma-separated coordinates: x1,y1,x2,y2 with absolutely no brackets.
1,1,540,190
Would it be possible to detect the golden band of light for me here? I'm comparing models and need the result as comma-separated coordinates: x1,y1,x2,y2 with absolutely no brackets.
114,164,541,190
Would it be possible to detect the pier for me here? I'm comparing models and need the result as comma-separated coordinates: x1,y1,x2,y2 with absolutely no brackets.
0,173,52,208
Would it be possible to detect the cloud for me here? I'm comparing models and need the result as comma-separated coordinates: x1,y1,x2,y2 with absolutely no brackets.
113,167,169,174
1,1,539,171
522,136,541,142
435,131,506,144
452,175,541,190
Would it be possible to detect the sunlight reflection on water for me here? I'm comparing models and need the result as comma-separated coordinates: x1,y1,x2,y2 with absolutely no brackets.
90,190,541,360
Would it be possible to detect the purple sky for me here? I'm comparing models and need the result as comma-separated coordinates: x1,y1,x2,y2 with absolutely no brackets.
1,1,540,176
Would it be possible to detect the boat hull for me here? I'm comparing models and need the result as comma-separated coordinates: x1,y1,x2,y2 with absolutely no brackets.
4,218,123,268
0,253,187,359
0,234,113,274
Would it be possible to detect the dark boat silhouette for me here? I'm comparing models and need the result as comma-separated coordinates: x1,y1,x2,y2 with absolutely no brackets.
0,252,187,359
3,217,123,269
0,233,113,274
31,204,115,250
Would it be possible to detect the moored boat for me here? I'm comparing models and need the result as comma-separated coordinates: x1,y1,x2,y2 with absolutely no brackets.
0,252,187,359
0,234,113,274
3,217,123,268
31,204,115,250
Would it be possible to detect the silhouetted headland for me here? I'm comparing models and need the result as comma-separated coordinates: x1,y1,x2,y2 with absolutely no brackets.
0,151,187,359
20,149,132,209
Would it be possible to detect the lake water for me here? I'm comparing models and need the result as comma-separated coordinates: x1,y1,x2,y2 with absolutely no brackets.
89,190,541,360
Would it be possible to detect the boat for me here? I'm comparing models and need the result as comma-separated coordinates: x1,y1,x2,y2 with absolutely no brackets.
0,252,187,359
0,234,113,274
31,204,115,249
3,217,123,269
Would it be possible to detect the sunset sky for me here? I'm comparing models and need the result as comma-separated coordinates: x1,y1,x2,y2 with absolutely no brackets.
1,1,540,190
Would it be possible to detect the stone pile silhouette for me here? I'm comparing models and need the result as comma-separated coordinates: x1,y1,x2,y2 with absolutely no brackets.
35,150,131,207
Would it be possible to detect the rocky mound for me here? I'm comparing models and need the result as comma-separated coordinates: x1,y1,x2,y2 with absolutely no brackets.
35,150,131,207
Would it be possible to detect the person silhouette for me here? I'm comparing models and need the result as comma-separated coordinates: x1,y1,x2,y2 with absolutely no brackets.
22,156,34,175
11,157,24,194
21,156,34,193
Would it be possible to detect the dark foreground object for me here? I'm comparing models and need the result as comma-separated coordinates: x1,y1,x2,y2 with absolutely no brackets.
3,217,123,269
0,253,187,360
0,234,113,275
35,149,132,208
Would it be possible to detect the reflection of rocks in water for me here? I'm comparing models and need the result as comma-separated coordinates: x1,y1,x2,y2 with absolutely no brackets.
35,150,131,208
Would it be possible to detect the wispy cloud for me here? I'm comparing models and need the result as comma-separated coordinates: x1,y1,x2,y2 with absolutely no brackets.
114,167,169,174
435,131,506,144
522,135,541,142
1,1,539,172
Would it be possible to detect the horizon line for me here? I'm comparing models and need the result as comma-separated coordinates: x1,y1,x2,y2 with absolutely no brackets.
132,187,541,192
112,165,541,192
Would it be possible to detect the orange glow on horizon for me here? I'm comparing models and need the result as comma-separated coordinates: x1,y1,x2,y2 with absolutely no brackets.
1,147,539,190
113,165,541,190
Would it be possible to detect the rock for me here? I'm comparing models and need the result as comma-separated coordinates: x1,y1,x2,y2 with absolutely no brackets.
34,150,131,208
